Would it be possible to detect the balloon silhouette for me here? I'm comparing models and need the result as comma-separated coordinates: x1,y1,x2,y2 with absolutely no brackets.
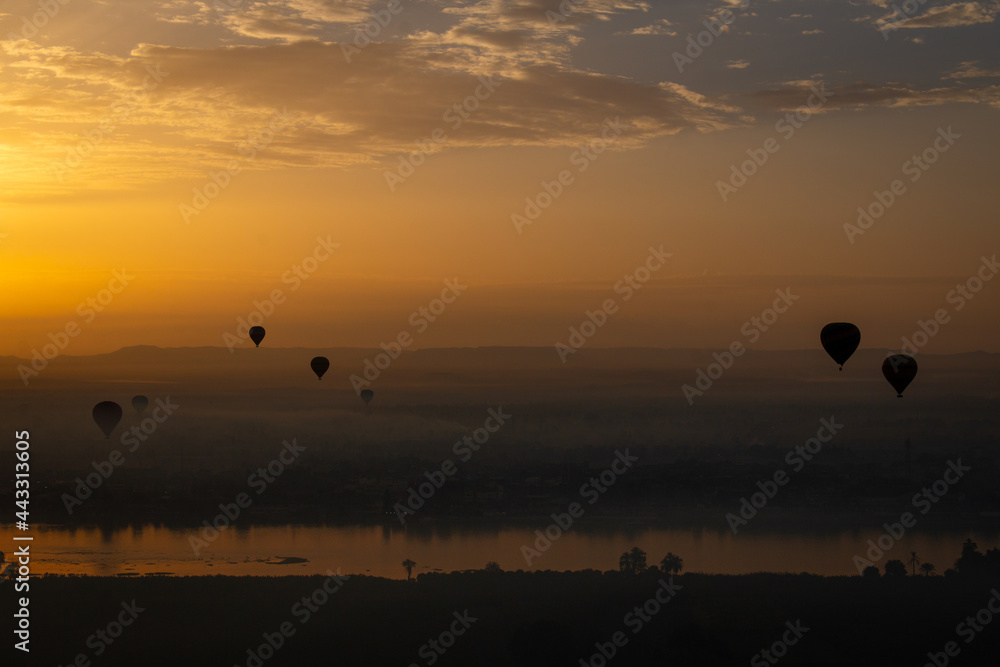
132,395,149,415
310,356,330,380
820,323,861,371
882,355,918,397
249,326,266,347
360,389,374,405
93,401,123,439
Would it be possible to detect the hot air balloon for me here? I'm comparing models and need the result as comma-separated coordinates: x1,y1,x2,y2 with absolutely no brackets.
820,323,861,371
249,326,266,347
310,356,330,380
882,355,918,397
360,389,374,406
132,395,149,415
93,401,123,439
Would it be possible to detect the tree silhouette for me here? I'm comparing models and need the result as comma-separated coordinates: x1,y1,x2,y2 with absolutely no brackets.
884,559,907,578
619,552,631,574
660,552,684,575
484,561,503,573
619,547,647,575
955,538,985,575
630,547,647,573
986,548,1000,571
908,551,921,576
862,565,880,578
401,558,416,581
920,562,935,576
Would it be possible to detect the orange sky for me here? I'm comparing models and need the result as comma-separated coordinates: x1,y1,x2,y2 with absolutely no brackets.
2,0,999,356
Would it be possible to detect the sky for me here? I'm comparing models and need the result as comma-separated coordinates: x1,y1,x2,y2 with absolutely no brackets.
1,0,999,356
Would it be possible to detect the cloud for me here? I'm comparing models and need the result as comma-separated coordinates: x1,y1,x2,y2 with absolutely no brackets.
725,59,749,69
747,80,1000,111
946,60,1000,78
152,0,391,43
624,19,677,35
219,7,325,41
443,0,651,30
878,1,999,30
0,37,743,194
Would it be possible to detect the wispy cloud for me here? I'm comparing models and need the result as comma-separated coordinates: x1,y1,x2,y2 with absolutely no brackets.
623,19,676,35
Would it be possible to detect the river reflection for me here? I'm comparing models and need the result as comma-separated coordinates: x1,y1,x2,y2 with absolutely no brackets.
6,520,999,578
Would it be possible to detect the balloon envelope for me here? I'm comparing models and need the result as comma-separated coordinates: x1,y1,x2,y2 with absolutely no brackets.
132,395,149,415
249,326,266,347
820,323,861,370
93,401,123,438
310,356,330,380
360,389,374,405
882,355,918,397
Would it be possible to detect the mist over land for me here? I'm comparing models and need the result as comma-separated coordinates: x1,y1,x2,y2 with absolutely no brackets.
3,346,998,527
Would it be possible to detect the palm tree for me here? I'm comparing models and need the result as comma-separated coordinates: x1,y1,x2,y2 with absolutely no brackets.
401,558,416,581
920,562,935,576
908,551,921,576
619,547,647,575
660,552,684,575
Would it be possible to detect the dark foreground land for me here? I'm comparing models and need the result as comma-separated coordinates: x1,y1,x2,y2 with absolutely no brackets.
6,571,1000,666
